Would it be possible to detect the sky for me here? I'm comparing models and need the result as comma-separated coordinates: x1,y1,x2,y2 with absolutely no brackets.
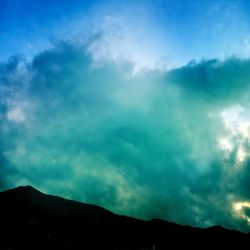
2,0,250,232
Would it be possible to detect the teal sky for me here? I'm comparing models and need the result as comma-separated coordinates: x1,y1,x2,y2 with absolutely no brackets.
2,0,250,232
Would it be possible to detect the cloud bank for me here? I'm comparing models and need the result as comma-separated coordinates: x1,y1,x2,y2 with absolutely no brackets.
1,42,250,231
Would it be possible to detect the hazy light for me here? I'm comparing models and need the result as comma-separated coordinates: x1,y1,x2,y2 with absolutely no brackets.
217,137,233,152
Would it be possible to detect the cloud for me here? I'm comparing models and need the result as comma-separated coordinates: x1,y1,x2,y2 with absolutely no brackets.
1,41,250,231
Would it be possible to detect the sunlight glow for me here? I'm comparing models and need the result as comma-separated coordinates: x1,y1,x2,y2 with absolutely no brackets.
233,201,250,223
237,146,247,162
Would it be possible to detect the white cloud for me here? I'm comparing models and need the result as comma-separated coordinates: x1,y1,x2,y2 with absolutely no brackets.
87,15,169,74
7,106,26,123
219,105,250,163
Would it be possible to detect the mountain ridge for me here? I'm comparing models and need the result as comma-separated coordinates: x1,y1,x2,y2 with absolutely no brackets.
0,185,249,249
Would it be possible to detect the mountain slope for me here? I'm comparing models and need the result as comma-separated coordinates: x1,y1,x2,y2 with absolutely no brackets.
0,186,249,249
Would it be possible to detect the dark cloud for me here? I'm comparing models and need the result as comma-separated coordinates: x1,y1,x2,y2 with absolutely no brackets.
167,58,250,106
1,42,250,231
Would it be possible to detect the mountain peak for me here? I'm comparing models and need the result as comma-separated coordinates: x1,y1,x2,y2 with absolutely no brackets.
17,185,39,191
11,185,42,194
1,185,44,203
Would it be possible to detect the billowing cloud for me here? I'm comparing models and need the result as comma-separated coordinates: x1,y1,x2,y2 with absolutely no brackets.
1,41,250,232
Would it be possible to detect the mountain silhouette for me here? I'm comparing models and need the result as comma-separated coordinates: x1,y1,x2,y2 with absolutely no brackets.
0,186,249,249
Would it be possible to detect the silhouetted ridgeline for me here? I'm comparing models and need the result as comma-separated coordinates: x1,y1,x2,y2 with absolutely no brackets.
0,186,249,249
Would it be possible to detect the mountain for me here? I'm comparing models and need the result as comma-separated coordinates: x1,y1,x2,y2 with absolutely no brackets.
0,186,249,249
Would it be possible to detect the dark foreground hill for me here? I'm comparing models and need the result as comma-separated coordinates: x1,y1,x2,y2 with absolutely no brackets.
0,186,249,249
